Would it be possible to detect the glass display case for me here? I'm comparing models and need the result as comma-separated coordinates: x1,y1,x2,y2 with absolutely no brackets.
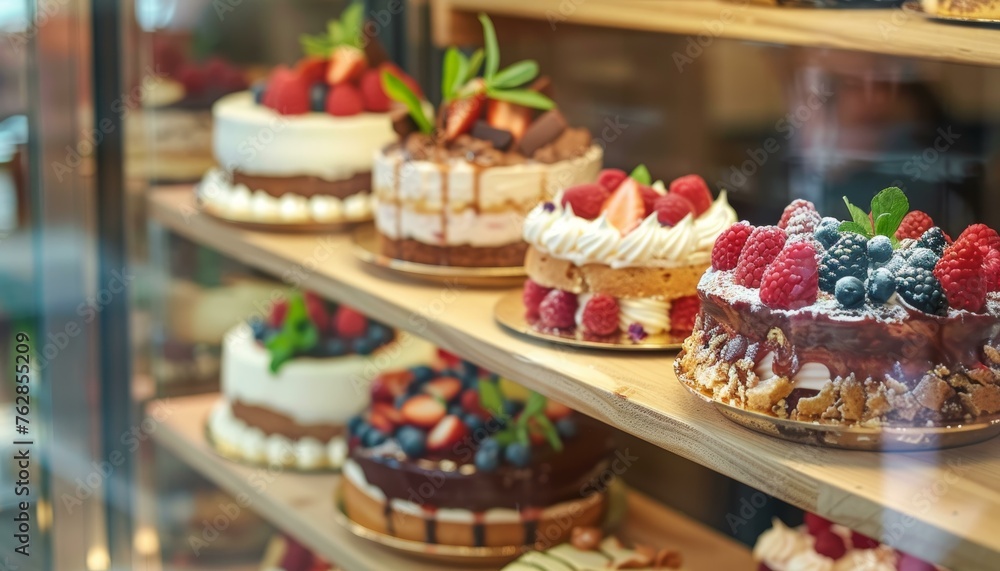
5,0,1000,569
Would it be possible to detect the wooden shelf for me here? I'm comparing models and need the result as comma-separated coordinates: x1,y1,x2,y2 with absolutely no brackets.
149,394,753,571
432,0,1000,67
150,187,1000,571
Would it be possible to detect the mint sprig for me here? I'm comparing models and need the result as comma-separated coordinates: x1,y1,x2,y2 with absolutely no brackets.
300,2,364,56
629,164,651,185
381,71,433,133
478,384,563,452
264,294,319,373
839,187,909,246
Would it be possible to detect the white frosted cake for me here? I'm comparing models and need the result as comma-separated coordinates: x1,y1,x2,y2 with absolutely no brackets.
208,292,435,470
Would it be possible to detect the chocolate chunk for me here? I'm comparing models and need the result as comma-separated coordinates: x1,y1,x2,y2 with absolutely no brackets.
471,120,514,151
363,37,389,67
391,107,418,139
518,109,567,156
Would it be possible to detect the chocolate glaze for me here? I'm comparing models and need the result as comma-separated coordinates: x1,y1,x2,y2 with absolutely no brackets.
231,401,345,441
232,170,370,199
351,416,614,512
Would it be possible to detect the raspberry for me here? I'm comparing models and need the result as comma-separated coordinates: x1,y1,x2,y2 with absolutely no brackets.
560,184,610,220
670,296,700,334
985,249,1000,292
654,194,695,226
668,174,712,216
734,226,788,288
956,223,1000,254
268,300,288,328
850,531,880,549
538,290,578,330
759,241,819,309
804,513,833,537
596,169,628,193
712,221,754,271
777,199,816,230
813,530,847,560
304,291,329,332
262,66,310,115
896,265,947,315
916,227,950,256
359,68,391,112
523,280,552,318
786,209,821,238
934,240,986,312
639,185,660,217
334,306,369,338
325,83,364,116
819,234,869,294
581,294,619,336
897,553,937,571
896,210,933,240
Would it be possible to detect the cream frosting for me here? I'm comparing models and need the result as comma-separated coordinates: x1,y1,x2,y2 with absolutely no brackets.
793,362,833,391
618,298,670,334
541,205,590,257
754,518,812,568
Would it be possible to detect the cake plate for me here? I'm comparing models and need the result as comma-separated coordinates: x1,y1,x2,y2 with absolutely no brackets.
494,291,685,351
332,478,628,565
200,203,371,234
903,1,1000,25
351,225,527,287
676,374,1000,451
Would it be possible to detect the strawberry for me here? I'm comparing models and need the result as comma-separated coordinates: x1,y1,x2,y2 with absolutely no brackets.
850,531,880,549
896,210,934,241
777,199,816,230
426,415,469,452
296,56,328,84
370,370,413,402
380,62,423,98
812,530,847,560
303,292,329,332
401,395,447,429
325,83,364,116
601,178,646,234
653,194,695,226
804,513,833,537
759,241,819,309
333,306,368,338
712,221,754,271
956,223,1000,254
444,94,485,141
423,377,462,402
561,183,610,220
523,279,553,318
460,389,487,417
934,239,987,312
734,226,788,289
359,68,391,112
538,290,578,330
487,99,533,140
326,45,367,85
544,400,572,420
580,294,619,336
268,299,289,328
373,402,404,425
368,408,396,434
668,175,712,216
669,296,700,334
597,169,628,193
639,185,660,217
262,66,310,114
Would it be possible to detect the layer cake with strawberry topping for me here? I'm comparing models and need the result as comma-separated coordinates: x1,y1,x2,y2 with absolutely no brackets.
372,15,601,267
342,365,615,548
522,168,737,342
199,5,419,224
208,292,435,470
676,188,1000,428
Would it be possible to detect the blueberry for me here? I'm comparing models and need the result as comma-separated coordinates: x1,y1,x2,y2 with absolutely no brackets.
448,404,464,417
907,248,938,271
460,361,479,378
351,337,377,355
814,217,841,249
867,235,893,264
367,323,392,345
555,418,578,439
835,276,866,309
503,401,522,417
250,81,267,104
504,442,532,467
819,233,869,294
410,365,436,383
474,446,500,472
323,338,348,357
362,428,387,447
249,318,268,341
866,268,896,304
354,421,372,441
479,437,501,453
309,83,328,112
464,413,485,432
347,415,366,435
396,426,426,457
460,371,479,390
394,394,409,409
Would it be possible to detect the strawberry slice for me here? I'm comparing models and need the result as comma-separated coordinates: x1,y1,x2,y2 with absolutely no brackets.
444,94,486,142
368,410,395,434
426,415,469,452
423,377,462,402
401,395,447,428
371,370,414,402
296,56,328,84
326,45,367,85
544,400,572,421
602,178,646,234
486,100,532,140
372,402,404,426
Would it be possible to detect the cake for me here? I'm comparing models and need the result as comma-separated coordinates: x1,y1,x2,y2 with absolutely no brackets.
341,364,616,548
676,188,1000,427
372,14,602,267
754,514,947,571
208,291,436,469
503,526,685,570
522,168,737,342
198,4,419,225
920,0,1000,19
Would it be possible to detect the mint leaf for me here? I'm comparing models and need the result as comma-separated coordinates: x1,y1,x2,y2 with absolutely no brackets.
264,295,318,373
479,14,499,80
490,60,539,90
839,221,871,237
300,35,332,57
842,197,872,236
381,71,433,133
870,187,908,239
340,2,364,47
485,88,553,110
464,49,484,84
533,414,563,452
327,20,345,46
478,379,506,418
441,47,466,102
630,164,652,185
521,392,547,421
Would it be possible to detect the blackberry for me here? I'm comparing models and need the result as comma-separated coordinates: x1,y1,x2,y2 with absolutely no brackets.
835,276,866,309
867,235,893,265
916,227,949,256
895,265,947,315
814,217,841,249
867,268,896,304
309,83,329,112
819,234,869,293
906,247,938,271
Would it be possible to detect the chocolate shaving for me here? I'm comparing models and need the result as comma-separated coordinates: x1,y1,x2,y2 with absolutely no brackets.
518,109,568,156
471,121,514,151
391,107,419,139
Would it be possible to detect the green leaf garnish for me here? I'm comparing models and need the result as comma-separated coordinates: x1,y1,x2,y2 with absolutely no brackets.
533,414,563,452
465,49,484,84
630,164,652,185
870,187,908,244
842,197,873,237
264,294,319,373
485,88,554,110
381,71,434,133
490,60,539,90
520,392,547,421
839,221,871,237
339,2,364,47
478,379,506,419
479,13,500,80
299,2,366,56
441,47,466,103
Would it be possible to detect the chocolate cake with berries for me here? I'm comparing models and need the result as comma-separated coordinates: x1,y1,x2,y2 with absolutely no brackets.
676,188,1000,427
199,4,418,224
342,364,615,548
372,14,601,267
522,168,737,342
208,291,435,470
754,513,948,571
503,526,685,570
